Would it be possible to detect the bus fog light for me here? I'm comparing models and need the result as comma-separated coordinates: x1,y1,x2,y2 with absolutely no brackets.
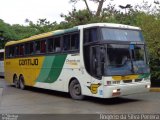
145,85,150,88
113,89,118,93
113,89,121,93
112,89,121,96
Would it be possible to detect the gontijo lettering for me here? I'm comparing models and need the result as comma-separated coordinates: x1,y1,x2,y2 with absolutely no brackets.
19,59,38,66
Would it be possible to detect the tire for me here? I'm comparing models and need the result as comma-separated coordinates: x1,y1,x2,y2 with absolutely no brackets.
19,76,25,90
13,75,19,88
69,79,84,100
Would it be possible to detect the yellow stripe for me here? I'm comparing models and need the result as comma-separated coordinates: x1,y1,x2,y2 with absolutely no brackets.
112,75,139,81
5,30,63,46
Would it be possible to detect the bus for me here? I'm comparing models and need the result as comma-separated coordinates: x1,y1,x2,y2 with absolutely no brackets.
4,23,150,99
0,49,4,77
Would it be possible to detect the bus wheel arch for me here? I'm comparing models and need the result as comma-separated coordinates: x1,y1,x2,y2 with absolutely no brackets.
13,74,19,88
19,74,25,90
68,78,84,100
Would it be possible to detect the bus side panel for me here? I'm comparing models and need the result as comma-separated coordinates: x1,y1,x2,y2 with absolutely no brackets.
34,54,67,90
5,57,45,86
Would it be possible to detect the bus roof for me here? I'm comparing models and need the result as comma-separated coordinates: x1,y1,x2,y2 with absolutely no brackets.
5,23,141,46
77,23,141,30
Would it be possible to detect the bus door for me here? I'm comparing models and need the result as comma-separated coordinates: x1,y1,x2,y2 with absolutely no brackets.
90,46,105,80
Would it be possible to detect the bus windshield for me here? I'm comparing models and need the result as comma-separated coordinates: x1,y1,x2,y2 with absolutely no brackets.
101,28,144,41
103,44,150,76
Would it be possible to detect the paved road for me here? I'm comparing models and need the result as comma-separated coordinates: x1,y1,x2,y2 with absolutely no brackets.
0,78,160,114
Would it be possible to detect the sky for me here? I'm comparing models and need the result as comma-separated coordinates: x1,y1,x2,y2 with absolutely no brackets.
0,0,158,25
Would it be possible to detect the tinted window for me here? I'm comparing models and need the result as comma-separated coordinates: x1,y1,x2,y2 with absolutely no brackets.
101,28,144,41
84,28,98,43
40,40,46,53
8,46,15,57
63,33,79,52
15,46,19,56
71,33,79,50
19,44,24,56
25,42,34,55
54,37,61,52
48,38,54,52
35,41,40,54
63,35,70,51
0,52,4,60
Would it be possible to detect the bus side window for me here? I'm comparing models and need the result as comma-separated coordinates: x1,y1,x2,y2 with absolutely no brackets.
0,52,4,60
35,41,40,54
5,47,10,58
25,42,34,55
40,40,46,53
30,42,34,55
19,44,24,56
71,33,79,50
84,28,98,43
54,37,61,52
48,38,54,52
63,35,70,51
15,46,19,57
25,43,29,55
8,46,14,57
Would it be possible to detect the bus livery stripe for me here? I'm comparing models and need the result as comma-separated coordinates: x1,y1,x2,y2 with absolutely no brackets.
112,73,150,81
36,55,67,83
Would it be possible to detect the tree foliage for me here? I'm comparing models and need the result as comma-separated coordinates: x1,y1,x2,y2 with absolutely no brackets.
28,18,58,34
0,19,17,48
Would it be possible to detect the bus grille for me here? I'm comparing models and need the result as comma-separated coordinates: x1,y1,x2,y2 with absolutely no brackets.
135,79,142,82
123,80,132,83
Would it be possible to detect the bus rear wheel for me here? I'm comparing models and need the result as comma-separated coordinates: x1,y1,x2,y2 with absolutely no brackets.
19,75,25,90
13,75,19,88
69,79,84,100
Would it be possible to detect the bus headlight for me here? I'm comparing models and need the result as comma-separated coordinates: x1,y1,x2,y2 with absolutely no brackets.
145,85,150,88
112,89,121,96
113,89,118,93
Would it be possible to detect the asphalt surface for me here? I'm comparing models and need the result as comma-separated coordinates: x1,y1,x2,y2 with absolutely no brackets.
0,78,160,115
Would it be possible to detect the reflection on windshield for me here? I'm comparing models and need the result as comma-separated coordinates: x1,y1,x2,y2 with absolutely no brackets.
104,44,150,76
107,44,130,66
101,28,144,41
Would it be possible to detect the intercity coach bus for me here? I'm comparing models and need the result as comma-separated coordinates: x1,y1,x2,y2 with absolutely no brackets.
4,23,150,99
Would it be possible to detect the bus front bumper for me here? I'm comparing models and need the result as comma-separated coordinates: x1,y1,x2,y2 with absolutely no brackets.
103,82,151,98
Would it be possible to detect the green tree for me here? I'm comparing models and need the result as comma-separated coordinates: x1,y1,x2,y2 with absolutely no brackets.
61,9,94,26
11,24,38,40
0,19,17,48
29,18,58,33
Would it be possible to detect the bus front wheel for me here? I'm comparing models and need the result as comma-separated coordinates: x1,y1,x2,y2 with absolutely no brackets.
69,79,84,100
19,75,25,90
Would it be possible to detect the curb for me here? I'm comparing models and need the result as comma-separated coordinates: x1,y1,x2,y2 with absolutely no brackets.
150,88,160,92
